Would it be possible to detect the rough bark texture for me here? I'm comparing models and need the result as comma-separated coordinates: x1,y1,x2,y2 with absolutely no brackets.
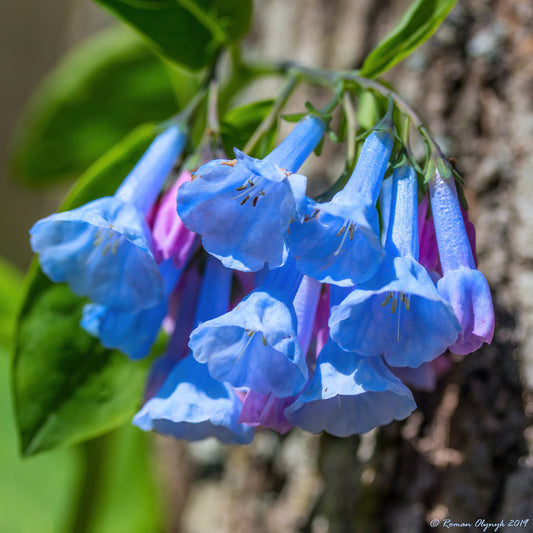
160,1,533,532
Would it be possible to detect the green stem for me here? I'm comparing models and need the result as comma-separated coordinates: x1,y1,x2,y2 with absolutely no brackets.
342,92,357,167
242,60,446,157
243,72,300,155
207,80,221,135
67,437,109,533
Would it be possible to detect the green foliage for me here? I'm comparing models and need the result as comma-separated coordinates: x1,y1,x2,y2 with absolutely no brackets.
2,347,163,533
360,0,458,78
71,428,164,533
11,27,180,187
13,125,157,456
0,349,83,533
93,0,253,70
221,99,274,156
0,258,23,351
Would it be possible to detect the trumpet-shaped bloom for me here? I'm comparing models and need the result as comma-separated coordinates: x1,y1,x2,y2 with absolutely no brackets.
330,165,460,368
284,340,416,436
80,181,198,358
418,193,478,279
134,257,254,444
30,125,186,312
189,259,308,397
133,355,254,444
81,259,183,359
177,116,325,272
238,275,322,432
286,130,392,286
430,170,494,354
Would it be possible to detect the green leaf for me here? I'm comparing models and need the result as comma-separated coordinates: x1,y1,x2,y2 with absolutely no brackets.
11,26,180,187
0,258,23,352
220,99,274,156
0,350,83,533
281,113,307,123
360,0,458,79
13,125,157,456
93,0,253,70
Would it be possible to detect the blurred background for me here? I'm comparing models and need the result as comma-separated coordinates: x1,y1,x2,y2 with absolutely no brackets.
1,0,533,532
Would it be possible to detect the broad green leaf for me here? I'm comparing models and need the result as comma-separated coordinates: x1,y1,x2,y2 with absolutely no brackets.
221,99,274,156
11,26,180,186
0,257,23,351
0,351,83,533
93,0,253,70
13,125,157,456
360,0,458,79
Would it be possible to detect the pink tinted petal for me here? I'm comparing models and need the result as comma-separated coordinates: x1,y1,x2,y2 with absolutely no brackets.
437,267,494,355
151,171,198,267
239,391,294,434
309,286,330,363
418,194,442,276
460,204,478,267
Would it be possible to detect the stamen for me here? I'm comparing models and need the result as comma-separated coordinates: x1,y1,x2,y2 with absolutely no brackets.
221,160,237,167
336,225,346,237
93,230,104,247
333,224,350,256
102,243,111,257
111,239,120,255
235,184,248,191
349,223,355,241
401,293,410,311
311,209,320,219
262,335,267,346
381,292,393,307
240,195,250,205
248,179,255,187
391,298,398,314
252,196,259,207
235,330,256,364
259,190,265,196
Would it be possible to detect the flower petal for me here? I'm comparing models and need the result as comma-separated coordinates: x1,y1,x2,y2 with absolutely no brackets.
285,341,416,436
30,197,163,312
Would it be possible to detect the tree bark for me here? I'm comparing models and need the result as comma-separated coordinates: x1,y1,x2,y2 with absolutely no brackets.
167,1,533,531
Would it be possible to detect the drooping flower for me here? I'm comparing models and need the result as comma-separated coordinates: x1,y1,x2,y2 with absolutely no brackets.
177,115,325,272
80,178,199,359
189,258,309,397
239,275,322,433
284,286,416,436
286,129,393,286
329,164,461,368
80,259,184,359
133,257,254,444
418,192,479,280
30,124,187,312
429,169,494,354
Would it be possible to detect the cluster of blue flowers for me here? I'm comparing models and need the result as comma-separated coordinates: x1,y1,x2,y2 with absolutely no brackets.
30,112,495,443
